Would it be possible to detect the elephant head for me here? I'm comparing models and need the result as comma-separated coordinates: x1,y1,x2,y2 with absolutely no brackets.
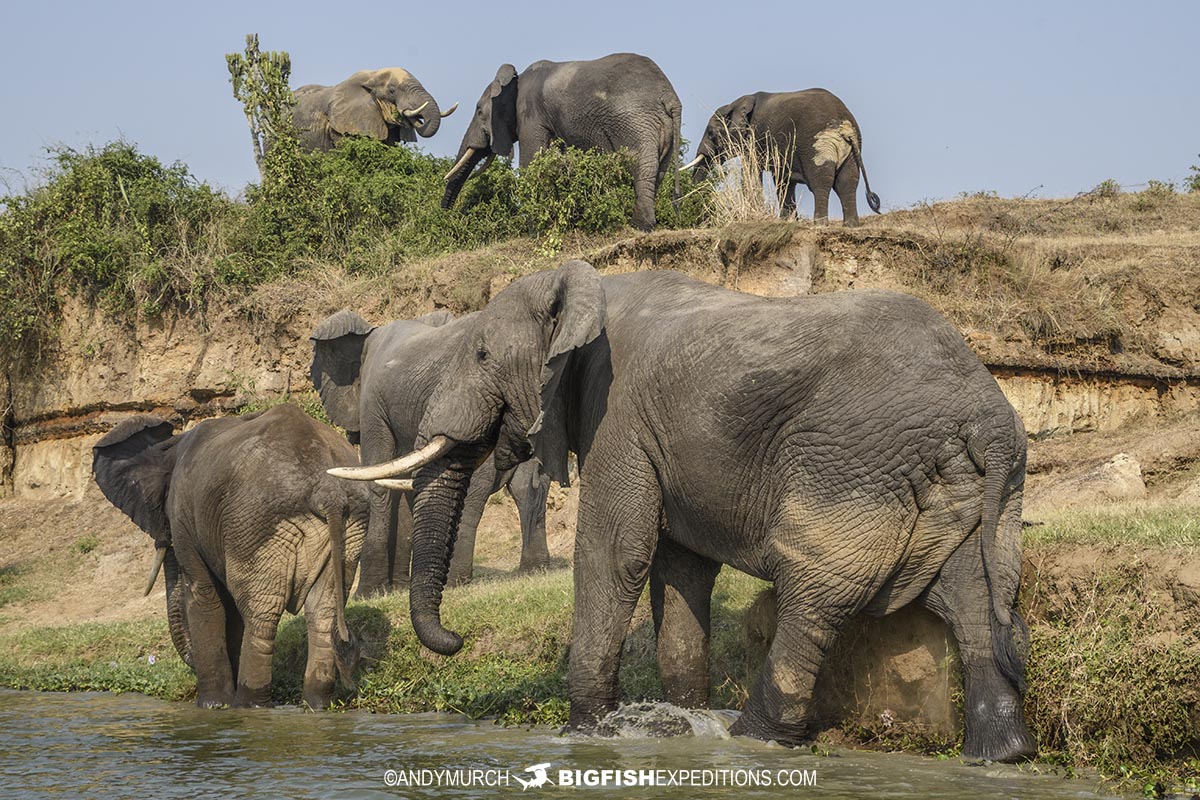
329,260,605,655
92,415,192,665
441,64,518,208
686,94,758,182
329,68,457,143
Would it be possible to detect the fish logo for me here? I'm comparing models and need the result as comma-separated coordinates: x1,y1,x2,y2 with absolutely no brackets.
514,763,553,790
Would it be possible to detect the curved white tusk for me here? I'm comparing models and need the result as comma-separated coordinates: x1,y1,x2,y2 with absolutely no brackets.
444,148,477,181
144,547,168,597
440,101,459,118
402,100,430,118
681,155,705,171
376,478,415,492
328,435,454,481
471,153,496,177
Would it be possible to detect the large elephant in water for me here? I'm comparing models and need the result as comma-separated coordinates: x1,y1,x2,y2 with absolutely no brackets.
332,261,1036,762
686,89,880,226
310,309,551,598
440,53,681,231
93,404,368,709
291,68,457,151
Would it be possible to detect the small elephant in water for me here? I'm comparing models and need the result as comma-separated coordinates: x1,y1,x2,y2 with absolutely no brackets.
336,261,1036,762
291,68,457,151
310,309,551,598
92,404,369,709
441,53,682,231
686,89,881,226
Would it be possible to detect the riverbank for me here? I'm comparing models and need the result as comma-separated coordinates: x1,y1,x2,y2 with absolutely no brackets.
1,503,1198,793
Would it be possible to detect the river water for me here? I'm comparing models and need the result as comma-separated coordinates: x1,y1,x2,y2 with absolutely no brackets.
0,690,1125,799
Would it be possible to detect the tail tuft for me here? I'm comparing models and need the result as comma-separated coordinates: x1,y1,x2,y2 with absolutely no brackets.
991,606,1030,694
867,191,881,214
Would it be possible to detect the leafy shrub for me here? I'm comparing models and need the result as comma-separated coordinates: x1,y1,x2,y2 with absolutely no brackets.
1090,179,1121,199
515,144,636,249
1186,158,1200,193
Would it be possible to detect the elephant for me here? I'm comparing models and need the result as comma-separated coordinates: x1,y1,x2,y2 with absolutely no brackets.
332,260,1037,763
310,308,551,598
92,404,368,710
685,89,881,226
440,53,682,231
291,68,458,151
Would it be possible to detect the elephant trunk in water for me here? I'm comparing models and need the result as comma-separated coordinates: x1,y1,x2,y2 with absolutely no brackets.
409,446,490,656
441,147,488,209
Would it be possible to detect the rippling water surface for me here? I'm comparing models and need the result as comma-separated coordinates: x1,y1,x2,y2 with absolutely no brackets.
0,690,1126,798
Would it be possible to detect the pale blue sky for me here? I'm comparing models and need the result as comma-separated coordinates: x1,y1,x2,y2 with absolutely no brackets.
1,0,1197,209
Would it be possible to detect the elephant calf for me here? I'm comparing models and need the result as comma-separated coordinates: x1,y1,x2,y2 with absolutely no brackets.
92,404,369,709
688,88,881,226
291,68,457,151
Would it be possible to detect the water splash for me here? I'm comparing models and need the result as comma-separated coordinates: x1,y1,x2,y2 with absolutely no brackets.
589,702,740,739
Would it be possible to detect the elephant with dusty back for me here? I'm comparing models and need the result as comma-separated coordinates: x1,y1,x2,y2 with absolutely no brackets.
332,261,1037,763
310,309,551,597
93,404,368,709
291,68,457,151
687,89,881,225
441,52,681,231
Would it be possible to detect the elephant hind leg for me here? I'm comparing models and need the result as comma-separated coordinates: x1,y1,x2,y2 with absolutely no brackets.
921,527,1036,762
650,536,721,708
834,157,861,227
181,565,236,708
301,569,345,710
510,460,552,573
232,601,286,709
630,151,663,231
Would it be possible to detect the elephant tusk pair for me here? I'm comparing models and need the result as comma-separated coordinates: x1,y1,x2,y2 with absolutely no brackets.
376,478,414,492
681,155,705,171
328,435,454,481
444,148,477,181
144,547,167,597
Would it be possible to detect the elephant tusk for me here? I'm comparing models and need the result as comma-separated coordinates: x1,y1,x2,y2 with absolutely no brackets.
440,101,459,118
144,547,168,597
402,100,430,118
470,153,496,177
681,155,705,171
444,148,477,181
328,435,454,481
376,478,414,492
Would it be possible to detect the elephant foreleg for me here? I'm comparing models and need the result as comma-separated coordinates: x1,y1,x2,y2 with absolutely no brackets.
650,537,720,708
630,152,661,231
357,425,401,598
780,179,801,220
447,458,495,586
510,460,551,573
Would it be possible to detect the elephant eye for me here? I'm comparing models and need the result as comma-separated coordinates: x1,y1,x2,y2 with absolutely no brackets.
476,347,489,363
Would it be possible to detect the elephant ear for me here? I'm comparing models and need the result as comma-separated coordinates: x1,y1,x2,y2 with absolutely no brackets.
92,415,178,547
328,72,390,140
726,94,757,132
488,64,519,158
528,260,605,486
310,309,376,441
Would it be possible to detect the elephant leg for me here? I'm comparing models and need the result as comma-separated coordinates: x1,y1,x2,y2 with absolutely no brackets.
232,600,286,708
301,571,340,710
834,157,861,227
808,165,836,225
182,568,235,708
921,529,1036,762
630,152,661,231
447,458,495,586
390,493,413,592
356,427,400,598
510,460,551,572
650,537,721,708
780,179,801,219
567,456,662,730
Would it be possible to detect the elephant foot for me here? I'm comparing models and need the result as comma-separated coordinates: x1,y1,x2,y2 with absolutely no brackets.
517,556,553,574
446,572,473,588
566,696,619,734
233,687,274,709
843,217,861,228
961,702,1037,762
195,692,233,710
303,691,335,711
729,708,810,747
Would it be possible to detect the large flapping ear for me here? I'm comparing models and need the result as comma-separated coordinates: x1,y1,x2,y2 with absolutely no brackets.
528,260,605,485
328,72,391,140
310,309,375,437
726,94,757,131
488,64,519,158
92,415,177,545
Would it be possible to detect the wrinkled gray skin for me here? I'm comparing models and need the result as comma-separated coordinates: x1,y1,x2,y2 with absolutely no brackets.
379,261,1035,762
442,53,681,231
292,68,451,151
92,404,368,710
692,89,881,226
310,309,551,598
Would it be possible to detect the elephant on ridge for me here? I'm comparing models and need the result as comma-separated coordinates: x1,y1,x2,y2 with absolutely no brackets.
687,89,881,226
92,404,368,709
333,261,1037,763
291,68,457,151
441,52,682,231
310,309,551,598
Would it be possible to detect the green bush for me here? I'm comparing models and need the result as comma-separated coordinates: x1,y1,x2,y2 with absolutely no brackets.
1186,158,1200,193
515,144,636,247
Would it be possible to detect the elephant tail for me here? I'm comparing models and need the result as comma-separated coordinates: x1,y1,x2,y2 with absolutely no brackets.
326,504,358,689
971,409,1029,695
846,131,881,213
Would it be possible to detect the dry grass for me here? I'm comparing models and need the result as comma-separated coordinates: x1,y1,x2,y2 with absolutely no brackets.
704,121,800,225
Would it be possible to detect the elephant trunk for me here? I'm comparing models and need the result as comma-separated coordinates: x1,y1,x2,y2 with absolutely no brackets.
407,90,442,138
163,549,193,669
409,446,488,655
441,147,487,209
